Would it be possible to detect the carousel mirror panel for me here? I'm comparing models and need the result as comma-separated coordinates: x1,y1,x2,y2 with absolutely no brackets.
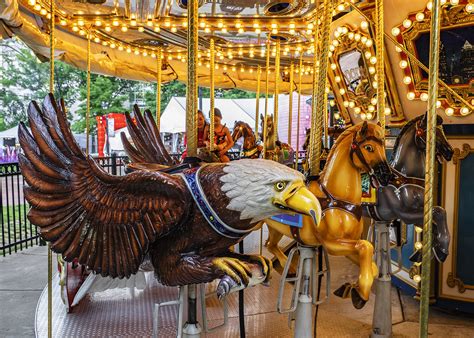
393,1,473,117
327,21,404,126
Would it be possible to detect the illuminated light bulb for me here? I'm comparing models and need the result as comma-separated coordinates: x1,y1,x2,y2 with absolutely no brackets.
232,66,236,72
420,92,429,101
142,51,147,56
154,26,160,32
164,21,171,27
403,19,412,28
445,107,454,116
373,81,378,88
391,27,400,36
171,26,177,32
33,4,41,10
407,92,415,100
361,112,367,120
461,107,470,116
395,46,403,53
28,0,35,5
361,36,367,44
329,100,335,107
289,22,296,29
354,33,361,41
79,30,86,36
328,51,333,57
105,25,112,32
223,66,227,71
308,23,314,30
332,40,339,47
325,87,330,93
249,68,253,73
369,56,377,64
60,19,67,26
436,100,442,108
441,0,447,4
403,76,412,84
365,51,372,59
415,241,422,250
384,107,392,115
110,43,116,48
126,48,131,53
354,107,361,114
253,23,259,28
399,60,408,69
369,66,376,74
466,4,474,13
134,50,140,55
130,20,137,26
330,63,337,70
101,41,108,46
222,27,228,33
121,25,128,32
334,31,341,38
427,1,433,10
182,21,187,28
272,28,278,34
204,27,210,33
72,26,79,32
349,101,355,108
361,21,369,30
339,88,346,95
416,12,425,21
342,27,349,35
343,101,349,107
112,20,119,26
337,4,345,11
77,19,85,26
40,8,47,15
450,0,459,5
371,97,377,105
199,22,205,28
367,112,374,120
138,27,144,32
217,22,224,29
240,67,244,72
348,32,354,40
368,105,375,112
335,76,341,83
255,28,261,34
413,275,421,283
118,46,124,51
366,39,373,47
94,20,102,26
289,29,295,35
93,37,100,43
329,45,335,52
235,22,242,28
198,61,202,66
147,20,153,27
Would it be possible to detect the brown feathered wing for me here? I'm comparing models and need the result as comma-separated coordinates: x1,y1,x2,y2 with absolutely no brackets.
120,105,174,165
19,94,190,279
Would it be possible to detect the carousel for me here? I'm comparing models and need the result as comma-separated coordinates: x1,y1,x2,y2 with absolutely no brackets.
0,0,473,336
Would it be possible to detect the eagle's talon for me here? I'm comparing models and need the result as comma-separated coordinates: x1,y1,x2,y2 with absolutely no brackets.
247,255,273,283
213,257,252,286
216,275,237,299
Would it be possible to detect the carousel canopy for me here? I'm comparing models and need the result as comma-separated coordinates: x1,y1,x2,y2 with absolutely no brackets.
0,0,472,123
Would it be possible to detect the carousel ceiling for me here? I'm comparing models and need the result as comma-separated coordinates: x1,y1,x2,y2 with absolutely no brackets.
0,0,473,123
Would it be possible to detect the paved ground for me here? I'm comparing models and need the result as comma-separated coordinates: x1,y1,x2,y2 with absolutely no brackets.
2,245,474,337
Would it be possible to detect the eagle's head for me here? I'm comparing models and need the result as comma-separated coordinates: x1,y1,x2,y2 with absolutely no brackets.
220,159,322,224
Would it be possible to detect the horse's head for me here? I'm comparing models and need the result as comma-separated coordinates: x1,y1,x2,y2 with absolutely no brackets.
415,112,454,162
232,121,244,141
260,114,274,136
349,121,391,186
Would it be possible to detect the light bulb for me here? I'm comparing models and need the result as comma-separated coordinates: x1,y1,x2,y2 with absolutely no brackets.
415,241,422,250
420,93,429,101
391,27,400,36
403,76,412,84
460,107,470,116
445,107,454,116
413,275,421,283
399,60,408,69
407,92,415,100
416,12,425,21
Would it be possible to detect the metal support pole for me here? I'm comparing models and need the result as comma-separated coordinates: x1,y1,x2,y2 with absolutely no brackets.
209,38,215,152
263,39,271,158
371,222,392,338
185,0,199,157
420,0,442,336
294,248,314,338
183,284,202,337
294,54,303,170
288,63,294,146
86,32,91,154
156,47,162,128
376,0,385,130
255,65,261,140
273,39,281,146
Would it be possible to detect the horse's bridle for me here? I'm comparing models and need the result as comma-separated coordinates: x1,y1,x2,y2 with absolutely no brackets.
349,132,383,176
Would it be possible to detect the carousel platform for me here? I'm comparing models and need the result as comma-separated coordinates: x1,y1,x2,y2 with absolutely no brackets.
2,245,474,337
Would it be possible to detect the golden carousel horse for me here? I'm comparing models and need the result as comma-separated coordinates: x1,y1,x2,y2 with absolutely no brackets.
264,122,391,309
260,114,295,165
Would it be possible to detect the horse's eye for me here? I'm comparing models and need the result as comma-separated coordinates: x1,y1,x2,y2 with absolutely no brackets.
364,144,374,152
275,181,287,191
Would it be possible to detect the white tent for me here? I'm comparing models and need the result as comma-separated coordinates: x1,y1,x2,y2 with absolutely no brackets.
0,126,21,141
160,97,274,134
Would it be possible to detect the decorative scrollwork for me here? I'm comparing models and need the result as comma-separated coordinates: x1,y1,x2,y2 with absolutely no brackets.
447,272,466,293
452,144,472,165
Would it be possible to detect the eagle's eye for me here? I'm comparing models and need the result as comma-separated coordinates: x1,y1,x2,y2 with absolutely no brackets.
275,181,287,192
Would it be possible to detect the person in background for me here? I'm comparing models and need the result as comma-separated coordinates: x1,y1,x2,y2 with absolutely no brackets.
181,110,209,160
211,108,234,162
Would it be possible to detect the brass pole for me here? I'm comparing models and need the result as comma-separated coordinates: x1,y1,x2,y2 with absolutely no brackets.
255,65,261,140
288,62,294,146
85,32,91,155
186,0,199,157
323,78,328,148
48,1,55,336
348,3,473,111
263,39,271,159
156,47,162,129
376,0,385,135
295,54,303,170
309,0,333,175
273,39,281,146
420,0,441,336
209,38,215,152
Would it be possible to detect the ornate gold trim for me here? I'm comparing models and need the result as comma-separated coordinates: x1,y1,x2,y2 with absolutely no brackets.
447,272,466,293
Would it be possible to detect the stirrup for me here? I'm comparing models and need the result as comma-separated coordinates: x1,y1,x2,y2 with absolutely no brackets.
153,286,185,338
199,284,229,333
277,244,330,315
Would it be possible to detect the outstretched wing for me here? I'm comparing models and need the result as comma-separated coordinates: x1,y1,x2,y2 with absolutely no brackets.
120,105,174,165
19,94,190,278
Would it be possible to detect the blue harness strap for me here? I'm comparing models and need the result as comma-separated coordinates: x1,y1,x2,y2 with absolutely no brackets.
270,213,303,228
180,165,252,239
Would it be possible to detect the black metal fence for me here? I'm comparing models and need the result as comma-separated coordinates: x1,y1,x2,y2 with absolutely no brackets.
0,155,127,256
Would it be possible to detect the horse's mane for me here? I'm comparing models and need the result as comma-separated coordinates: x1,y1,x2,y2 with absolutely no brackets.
319,127,357,178
390,115,423,162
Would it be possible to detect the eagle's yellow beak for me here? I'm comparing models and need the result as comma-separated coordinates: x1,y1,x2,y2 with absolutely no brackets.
273,182,322,225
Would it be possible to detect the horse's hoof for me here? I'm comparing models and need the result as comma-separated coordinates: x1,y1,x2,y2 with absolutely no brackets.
333,282,351,299
409,249,422,263
350,288,367,309
433,248,448,263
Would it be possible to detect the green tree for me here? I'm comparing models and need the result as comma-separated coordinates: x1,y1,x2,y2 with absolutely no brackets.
144,80,187,117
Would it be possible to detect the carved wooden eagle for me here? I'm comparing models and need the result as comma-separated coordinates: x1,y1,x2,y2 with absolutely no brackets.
19,94,321,295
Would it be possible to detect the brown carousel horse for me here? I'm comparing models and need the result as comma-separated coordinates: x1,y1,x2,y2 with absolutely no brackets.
260,114,295,165
231,121,262,159
264,121,392,309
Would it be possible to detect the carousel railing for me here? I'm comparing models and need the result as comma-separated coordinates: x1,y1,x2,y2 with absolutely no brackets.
0,155,127,256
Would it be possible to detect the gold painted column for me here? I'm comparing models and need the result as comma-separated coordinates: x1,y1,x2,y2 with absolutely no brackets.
420,0,442,336
295,54,303,170
288,63,294,146
186,0,199,157
273,39,281,146
85,32,91,154
255,65,261,140
376,0,385,134
309,0,333,175
209,38,215,151
263,39,271,158
156,47,162,129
